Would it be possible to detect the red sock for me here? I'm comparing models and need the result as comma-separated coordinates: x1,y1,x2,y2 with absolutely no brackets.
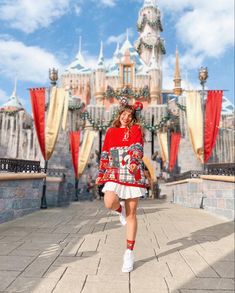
115,205,122,213
127,240,135,250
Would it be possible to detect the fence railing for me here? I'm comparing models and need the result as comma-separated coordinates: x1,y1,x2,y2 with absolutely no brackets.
0,158,66,178
166,163,235,183
0,158,41,173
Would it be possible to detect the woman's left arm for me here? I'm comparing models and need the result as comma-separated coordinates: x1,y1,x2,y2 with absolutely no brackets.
128,125,144,168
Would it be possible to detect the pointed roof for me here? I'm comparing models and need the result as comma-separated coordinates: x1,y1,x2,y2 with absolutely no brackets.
120,29,135,55
96,41,105,69
174,46,181,79
0,79,24,111
66,37,91,73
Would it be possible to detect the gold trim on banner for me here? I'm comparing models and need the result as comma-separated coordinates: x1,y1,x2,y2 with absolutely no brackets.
78,130,96,177
45,87,65,160
157,132,169,164
61,90,69,131
143,156,156,182
186,91,204,163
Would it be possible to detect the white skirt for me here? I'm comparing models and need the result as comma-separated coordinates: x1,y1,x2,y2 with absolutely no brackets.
102,182,147,199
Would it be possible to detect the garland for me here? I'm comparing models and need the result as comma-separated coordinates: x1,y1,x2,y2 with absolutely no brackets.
104,85,150,101
137,16,163,32
176,101,186,112
136,39,166,55
81,110,117,131
81,108,180,133
140,112,171,132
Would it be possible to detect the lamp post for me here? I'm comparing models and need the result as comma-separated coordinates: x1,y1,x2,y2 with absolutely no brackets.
198,67,208,170
49,68,58,86
41,68,58,209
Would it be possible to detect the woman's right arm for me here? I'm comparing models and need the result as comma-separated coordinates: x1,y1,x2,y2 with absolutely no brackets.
96,128,111,184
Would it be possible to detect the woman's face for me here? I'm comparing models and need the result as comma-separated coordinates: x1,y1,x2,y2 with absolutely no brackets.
120,110,133,127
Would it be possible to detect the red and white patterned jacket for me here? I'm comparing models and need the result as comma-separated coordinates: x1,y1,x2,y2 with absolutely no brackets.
97,124,147,188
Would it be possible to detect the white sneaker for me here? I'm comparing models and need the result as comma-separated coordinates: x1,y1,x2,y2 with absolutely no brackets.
119,201,126,226
122,249,134,273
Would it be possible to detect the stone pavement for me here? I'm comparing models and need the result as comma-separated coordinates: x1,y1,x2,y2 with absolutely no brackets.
0,199,234,293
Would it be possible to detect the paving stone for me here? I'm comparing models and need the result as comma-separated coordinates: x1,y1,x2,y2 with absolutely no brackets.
82,275,129,293
53,274,86,293
6,277,58,293
0,271,20,291
0,255,34,271
211,261,235,278
0,200,234,293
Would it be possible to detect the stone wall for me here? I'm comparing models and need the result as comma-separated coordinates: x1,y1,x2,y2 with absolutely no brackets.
0,174,44,223
0,173,71,223
166,176,234,221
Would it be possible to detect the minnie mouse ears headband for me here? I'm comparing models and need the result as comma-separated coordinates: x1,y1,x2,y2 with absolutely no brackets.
119,97,143,112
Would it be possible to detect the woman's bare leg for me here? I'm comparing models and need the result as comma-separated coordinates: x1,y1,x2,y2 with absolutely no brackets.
125,198,139,240
104,191,120,210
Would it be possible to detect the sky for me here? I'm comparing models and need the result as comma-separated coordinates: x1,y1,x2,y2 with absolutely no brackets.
0,0,234,113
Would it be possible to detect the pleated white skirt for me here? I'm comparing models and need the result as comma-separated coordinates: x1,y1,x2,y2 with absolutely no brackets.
102,182,147,199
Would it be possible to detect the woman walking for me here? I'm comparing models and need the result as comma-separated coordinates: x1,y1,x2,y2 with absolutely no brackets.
96,99,148,273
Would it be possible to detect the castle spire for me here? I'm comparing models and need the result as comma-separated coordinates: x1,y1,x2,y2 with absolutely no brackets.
0,78,24,111
97,41,105,69
126,28,129,41
143,0,157,7
173,46,182,96
13,77,17,96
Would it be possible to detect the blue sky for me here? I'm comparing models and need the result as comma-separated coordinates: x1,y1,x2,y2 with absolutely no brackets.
0,0,234,113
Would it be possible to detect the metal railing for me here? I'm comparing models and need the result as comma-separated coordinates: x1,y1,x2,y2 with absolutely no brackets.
166,163,235,183
0,158,67,178
205,163,235,176
0,158,41,173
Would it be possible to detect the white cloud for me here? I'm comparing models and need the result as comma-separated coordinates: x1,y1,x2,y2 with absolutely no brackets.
0,39,64,84
99,0,117,7
158,0,234,58
106,28,134,45
0,89,9,104
162,53,202,90
74,4,82,16
0,0,71,33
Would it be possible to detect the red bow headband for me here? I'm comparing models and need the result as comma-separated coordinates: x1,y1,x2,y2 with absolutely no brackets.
119,97,143,111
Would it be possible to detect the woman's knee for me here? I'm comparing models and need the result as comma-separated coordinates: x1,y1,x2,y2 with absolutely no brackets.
104,191,117,209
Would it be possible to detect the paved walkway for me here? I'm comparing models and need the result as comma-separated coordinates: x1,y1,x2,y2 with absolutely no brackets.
0,199,234,293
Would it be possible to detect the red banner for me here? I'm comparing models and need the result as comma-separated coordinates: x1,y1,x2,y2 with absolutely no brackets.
69,131,80,178
169,132,181,171
204,90,223,162
30,88,46,159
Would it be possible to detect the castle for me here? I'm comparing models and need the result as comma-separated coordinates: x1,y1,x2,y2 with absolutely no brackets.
0,0,234,177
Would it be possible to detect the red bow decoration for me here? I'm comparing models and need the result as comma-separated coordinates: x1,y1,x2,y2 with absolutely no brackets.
119,97,143,111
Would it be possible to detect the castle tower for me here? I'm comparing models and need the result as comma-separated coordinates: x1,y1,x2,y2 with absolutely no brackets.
149,47,161,103
173,47,182,96
135,0,165,66
95,41,106,105
0,78,24,111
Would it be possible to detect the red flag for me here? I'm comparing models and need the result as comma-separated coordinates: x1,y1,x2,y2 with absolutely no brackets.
30,88,46,159
69,131,80,178
169,132,181,171
204,90,223,162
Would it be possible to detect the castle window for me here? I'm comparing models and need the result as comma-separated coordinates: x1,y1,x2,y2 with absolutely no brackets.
123,65,132,86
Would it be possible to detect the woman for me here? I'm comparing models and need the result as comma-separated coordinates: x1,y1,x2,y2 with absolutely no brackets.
96,100,148,273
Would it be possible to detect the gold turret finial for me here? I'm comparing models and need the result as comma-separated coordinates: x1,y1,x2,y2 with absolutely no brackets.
173,46,182,96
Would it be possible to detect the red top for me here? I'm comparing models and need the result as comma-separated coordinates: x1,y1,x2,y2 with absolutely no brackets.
97,124,147,188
